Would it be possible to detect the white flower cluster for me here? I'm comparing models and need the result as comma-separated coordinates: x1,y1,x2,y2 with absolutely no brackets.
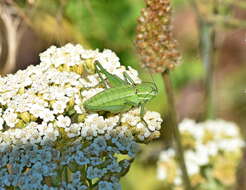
157,119,244,189
0,44,162,190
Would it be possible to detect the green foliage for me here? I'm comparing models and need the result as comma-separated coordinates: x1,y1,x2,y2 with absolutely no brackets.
172,56,204,89
121,158,163,190
172,0,187,8
65,0,143,50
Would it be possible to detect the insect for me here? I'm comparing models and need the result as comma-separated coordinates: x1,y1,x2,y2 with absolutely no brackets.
83,61,158,130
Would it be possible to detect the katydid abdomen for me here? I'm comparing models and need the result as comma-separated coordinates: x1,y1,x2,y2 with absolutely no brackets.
84,85,139,113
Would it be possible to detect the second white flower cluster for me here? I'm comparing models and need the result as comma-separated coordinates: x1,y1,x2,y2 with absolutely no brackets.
157,119,244,189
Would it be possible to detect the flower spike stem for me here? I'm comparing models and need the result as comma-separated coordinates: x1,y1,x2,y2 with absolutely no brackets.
162,70,192,190
201,22,216,120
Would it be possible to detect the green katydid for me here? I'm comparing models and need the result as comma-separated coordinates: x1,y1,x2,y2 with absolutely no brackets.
83,61,158,130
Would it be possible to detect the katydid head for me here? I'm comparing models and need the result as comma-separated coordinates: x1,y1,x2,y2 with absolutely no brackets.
137,66,159,103
136,82,158,103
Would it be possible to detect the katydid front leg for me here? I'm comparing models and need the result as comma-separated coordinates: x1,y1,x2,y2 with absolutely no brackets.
115,101,138,127
139,104,154,132
117,101,153,132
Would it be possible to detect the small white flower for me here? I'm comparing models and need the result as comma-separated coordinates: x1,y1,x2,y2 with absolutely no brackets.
74,105,84,114
206,142,219,156
56,115,71,128
40,109,55,122
81,88,104,100
159,149,175,162
121,112,140,126
87,75,101,87
65,123,83,138
29,104,44,118
3,111,18,128
157,164,167,180
125,66,141,84
195,144,209,166
174,176,182,186
41,123,59,143
65,87,79,97
52,101,67,114
185,151,200,175
13,129,23,139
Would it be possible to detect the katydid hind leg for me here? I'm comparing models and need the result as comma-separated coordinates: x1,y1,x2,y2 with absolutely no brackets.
140,104,147,125
95,63,108,88
95,61,127,87
115,113,122,127
123,71,136,86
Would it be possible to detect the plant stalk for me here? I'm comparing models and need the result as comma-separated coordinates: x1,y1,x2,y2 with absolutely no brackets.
191,0,217,120
200,21,216,119
162,70,192,190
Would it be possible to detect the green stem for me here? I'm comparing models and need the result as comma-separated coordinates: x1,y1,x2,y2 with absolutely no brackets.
200,21,215,119
191,0,217,120
162,71,192,190
65,166,69,183
88,179,93,190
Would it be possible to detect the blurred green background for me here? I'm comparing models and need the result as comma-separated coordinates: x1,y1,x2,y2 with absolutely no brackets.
0,0,245,189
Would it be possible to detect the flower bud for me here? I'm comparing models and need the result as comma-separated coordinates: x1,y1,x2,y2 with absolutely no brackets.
63,64,70,72
20,112,31,123
77,114,85,123
15,120,25,128
85,59,95,73
30,114,37,121
18,87,25,95
75,64,84,75
68,98,75,108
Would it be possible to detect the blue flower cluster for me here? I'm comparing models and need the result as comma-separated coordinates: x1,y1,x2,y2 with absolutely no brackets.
0,134,135,190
